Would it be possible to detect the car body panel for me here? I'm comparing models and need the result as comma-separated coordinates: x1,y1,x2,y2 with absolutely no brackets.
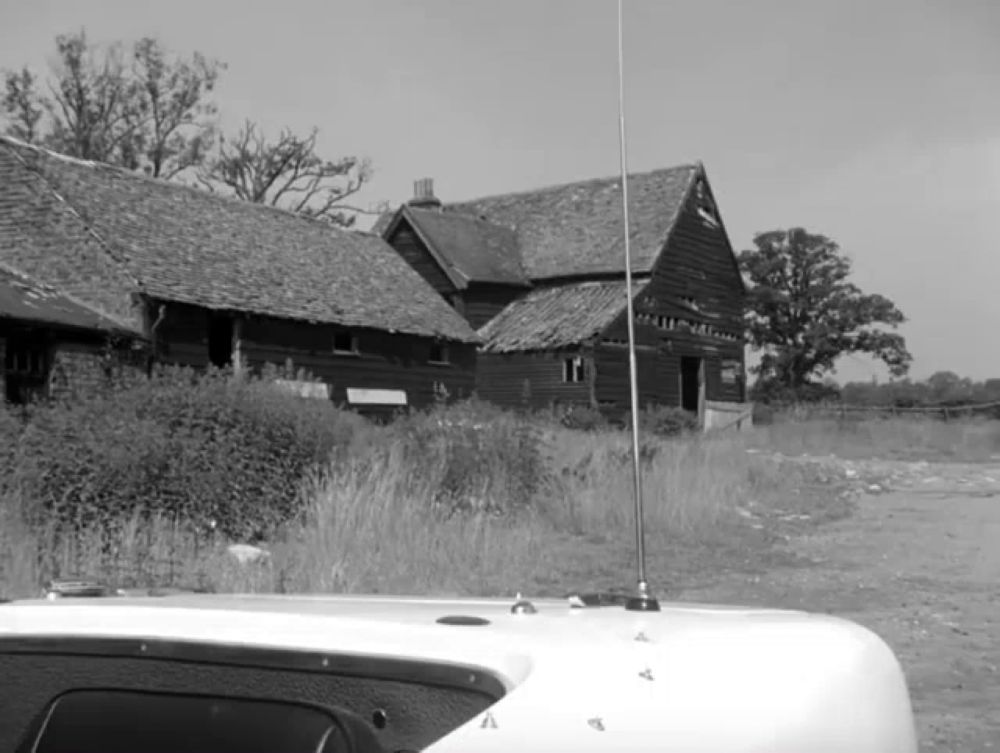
0,592,919,752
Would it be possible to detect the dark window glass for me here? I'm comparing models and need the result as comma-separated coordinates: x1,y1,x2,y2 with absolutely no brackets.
25,689,350,753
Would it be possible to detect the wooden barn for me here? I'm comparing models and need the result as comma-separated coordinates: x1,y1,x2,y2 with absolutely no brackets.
0,136,480,412
0,262,144,405
376,164,748,423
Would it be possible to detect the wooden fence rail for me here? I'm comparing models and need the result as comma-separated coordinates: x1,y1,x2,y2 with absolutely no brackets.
765,399,1000,420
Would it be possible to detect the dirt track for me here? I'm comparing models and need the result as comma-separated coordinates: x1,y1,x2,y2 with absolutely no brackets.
677,461,1000,752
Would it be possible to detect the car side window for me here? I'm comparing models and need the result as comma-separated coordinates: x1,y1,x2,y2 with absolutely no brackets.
20,689,374,753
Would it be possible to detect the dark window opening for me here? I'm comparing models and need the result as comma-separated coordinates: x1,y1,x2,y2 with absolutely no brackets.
695,180,720,227
333,331,358,354
4,339,49,405
429,342,450,364
20,688,367,753
679,356,701,413
207,313,233,368
563,356,586,383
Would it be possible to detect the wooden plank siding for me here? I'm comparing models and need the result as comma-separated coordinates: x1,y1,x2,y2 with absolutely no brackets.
476,350,591,409
153,301,477,409
385,225,456,296
461,284,524,330
596,187,746,412
592,343,671,409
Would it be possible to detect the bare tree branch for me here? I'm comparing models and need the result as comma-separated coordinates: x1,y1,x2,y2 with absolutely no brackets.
199,121,377,227
0,29,223,180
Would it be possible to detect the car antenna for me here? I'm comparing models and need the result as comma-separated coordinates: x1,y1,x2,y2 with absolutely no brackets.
617,0,659,612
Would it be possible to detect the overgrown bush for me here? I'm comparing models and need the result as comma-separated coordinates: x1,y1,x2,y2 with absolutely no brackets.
0,366,371,542
555,404,609,432
392,397,549,515
623,405,699,438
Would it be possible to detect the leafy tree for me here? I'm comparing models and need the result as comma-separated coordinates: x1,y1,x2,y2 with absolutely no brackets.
924,370,975,404
198,120,378,227
740,228,911,394
1,29,224,178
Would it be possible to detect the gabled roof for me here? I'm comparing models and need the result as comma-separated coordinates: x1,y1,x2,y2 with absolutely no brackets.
0,137,479,344
477,279,648,353
384,206,529,288
446,165,699,280
0,261,141,336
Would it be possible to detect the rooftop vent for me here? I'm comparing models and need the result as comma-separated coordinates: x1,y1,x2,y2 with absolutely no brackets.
408,177,442,210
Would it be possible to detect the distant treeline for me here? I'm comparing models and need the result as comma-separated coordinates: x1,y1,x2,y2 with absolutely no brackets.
838,372,1000,410
751,371,1000,419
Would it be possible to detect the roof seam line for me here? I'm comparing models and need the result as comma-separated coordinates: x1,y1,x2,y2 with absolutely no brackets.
6,142,145,292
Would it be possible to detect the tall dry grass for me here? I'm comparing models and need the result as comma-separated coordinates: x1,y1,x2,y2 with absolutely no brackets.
6,403,996,603
540,429,748,538
1,430,778,600
3,442,831,600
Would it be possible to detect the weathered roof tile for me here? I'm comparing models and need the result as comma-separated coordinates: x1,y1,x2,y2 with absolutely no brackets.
0,137,479,343
447,165,697,280
0,261,141,335
401,206,528,287
478,279,647,353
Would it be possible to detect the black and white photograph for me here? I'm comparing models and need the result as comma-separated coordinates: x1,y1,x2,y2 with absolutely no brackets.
0,0,997,750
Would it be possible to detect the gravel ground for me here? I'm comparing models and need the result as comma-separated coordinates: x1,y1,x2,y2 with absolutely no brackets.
676,455,1000,752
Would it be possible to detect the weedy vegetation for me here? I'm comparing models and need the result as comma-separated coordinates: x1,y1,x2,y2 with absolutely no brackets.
1,367,997,601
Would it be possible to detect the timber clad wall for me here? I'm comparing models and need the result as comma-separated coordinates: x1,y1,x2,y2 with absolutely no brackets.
592,344,666,408
46,344,145,401
157,302,476,408
462,285,523,330
476,351,590,409
47,346,106,400
0,337,5,401
598,192,746,409
387,226,454,295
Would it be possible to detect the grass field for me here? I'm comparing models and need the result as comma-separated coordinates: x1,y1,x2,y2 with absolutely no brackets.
4,411,997,601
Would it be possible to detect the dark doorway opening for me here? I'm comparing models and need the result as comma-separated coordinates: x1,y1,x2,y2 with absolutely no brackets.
207,313,233,368
679,356,701,413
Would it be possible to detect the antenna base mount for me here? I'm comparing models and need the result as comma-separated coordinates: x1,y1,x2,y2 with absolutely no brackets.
625,594,661,612
625,582,661,612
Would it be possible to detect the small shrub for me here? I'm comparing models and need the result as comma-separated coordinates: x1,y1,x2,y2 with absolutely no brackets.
623,405,699,438
556,404,609,432
1,366,370,543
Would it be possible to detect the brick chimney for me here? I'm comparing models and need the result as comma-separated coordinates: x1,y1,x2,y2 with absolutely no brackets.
408,177,442,210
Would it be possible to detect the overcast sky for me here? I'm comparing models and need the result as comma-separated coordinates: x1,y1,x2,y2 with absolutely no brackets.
2,0,998,383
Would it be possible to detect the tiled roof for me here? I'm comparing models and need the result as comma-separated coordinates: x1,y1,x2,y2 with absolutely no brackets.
0,262,141,335
370,210,395,237
0,137,479,343
477,279,647,353
446,165,698,280
398,206,528,287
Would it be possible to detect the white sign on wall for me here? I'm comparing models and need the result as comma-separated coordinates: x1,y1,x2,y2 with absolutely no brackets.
346,388,407,406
